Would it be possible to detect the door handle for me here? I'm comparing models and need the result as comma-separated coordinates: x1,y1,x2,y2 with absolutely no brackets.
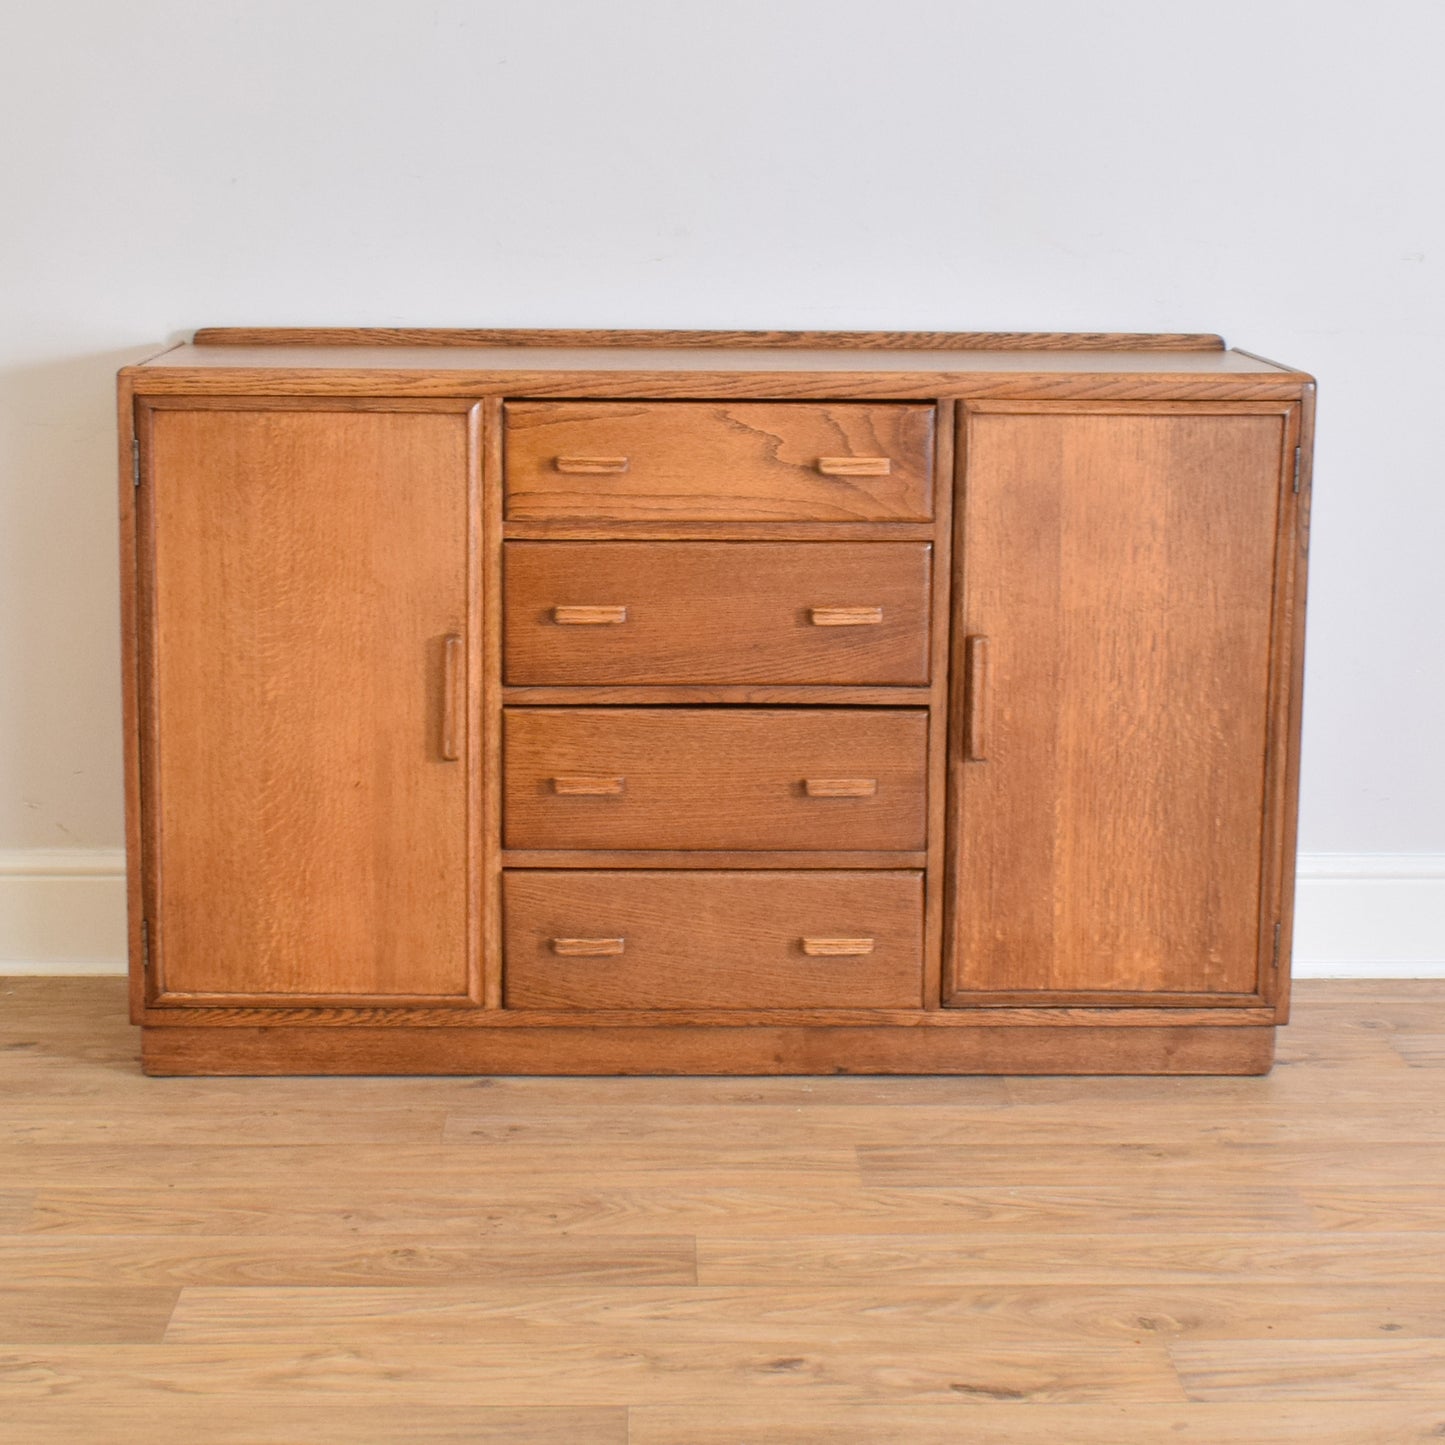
440,634,462,762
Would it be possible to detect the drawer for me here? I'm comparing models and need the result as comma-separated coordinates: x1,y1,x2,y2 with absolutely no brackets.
505,541,932,685
504,708,927,850
504,870,924,1010
503,401,934,522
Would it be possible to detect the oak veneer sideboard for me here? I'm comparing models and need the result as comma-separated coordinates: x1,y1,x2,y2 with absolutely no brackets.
116,329,1314,1076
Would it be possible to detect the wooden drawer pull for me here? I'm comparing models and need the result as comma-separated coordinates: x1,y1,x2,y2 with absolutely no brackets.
804,778,877,798
551,937,626,957
552,775,626,795
554,456,630,474
809,606,884,627
800,937,876,957
552,605,628,625
817,456,892,477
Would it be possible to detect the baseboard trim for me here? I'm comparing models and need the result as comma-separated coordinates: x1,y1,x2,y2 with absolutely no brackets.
1291,853,1445,978
2,849,1443,979
0,849,127,974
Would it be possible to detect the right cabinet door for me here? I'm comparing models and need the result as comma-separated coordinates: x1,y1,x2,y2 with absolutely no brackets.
947,402,1299,1006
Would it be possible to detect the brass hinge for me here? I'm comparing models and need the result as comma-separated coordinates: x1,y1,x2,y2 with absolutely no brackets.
131,437,141,487
1271,921,1282,969
1292,446,1302,494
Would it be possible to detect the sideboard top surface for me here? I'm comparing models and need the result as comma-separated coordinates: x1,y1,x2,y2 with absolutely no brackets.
122,330,1312,400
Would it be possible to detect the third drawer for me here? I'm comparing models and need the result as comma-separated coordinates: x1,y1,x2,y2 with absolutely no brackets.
504,869,925,1009
505,541,932,685
503,707,928,850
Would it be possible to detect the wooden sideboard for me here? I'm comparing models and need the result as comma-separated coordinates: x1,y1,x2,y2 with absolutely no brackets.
117,329,1314,1075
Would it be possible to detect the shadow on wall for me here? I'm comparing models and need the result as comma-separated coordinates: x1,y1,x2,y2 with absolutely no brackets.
0,342,174,851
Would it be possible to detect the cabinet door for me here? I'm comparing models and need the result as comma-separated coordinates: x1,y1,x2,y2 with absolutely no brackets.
948,403,1297,1005
138,404,478,1005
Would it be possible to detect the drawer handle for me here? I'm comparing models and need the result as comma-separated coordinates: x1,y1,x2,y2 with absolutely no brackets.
552,775,626,795
551,937,626,957
810,606,883,627
964,634,990,762
439,634,462,762
553,605,628,625
817,456,892,477
801,937,876,957
804,778,877,798
555,456,630,474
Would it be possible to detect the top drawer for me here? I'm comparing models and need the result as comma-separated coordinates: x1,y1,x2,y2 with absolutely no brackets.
503,402,935,522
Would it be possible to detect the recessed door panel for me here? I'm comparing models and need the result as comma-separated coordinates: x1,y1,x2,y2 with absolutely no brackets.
141,405,476,1004
948,404,1292,1003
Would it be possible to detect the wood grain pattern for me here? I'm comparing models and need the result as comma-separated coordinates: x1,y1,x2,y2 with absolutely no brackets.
628,1404,1445,1444
0,1286,179,1344
118,332,1312,1079
192,327,1231,351
126,362,1309,405
0,1403,626,1445
6,979,1441,1437
137,1023,1272,1075
137,404,479,1006
503,870,923,1010
947,403,1293,1003
503,401,935,521
504,542,931,685
504,707,927,851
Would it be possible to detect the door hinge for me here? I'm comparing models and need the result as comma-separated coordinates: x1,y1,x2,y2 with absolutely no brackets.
140,919,151,973
1292,446,1302,494
1271,921,1282,969
131,437,141,487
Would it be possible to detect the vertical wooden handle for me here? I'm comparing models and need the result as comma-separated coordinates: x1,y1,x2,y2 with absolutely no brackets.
440,634,462,762
964,635,989,762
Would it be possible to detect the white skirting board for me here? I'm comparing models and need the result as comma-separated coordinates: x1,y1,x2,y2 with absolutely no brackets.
1,849,1443,978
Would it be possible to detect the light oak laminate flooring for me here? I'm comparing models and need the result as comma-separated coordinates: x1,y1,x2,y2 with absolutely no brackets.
1,977,1443,1443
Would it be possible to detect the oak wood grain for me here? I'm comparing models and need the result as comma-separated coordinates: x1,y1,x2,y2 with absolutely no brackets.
503,708,928,851
0,1340,1181,1407
503,870,923,1010
504,541,931,684
4,978,1440,1437
192,327,1231,351
0,1286,179,1344
503,401,935,521
948,403,1292,1002
125,362,1311,403
627,1403,1445,1444
137,405,478,1006
0,1404,626,1445
136,1024,1272,1075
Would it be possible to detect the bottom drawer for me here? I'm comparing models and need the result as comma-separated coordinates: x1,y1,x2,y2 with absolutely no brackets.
504,870,924,1010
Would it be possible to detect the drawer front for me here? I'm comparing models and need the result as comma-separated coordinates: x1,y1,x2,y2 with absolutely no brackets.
504,708,928,850
503,402,935,522
505,541,932,685
504,870,924,1010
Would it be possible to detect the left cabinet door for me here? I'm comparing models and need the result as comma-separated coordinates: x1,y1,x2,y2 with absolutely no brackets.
134,404,479,1005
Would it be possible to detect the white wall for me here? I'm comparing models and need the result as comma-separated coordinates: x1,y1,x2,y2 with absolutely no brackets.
2,0,1442,969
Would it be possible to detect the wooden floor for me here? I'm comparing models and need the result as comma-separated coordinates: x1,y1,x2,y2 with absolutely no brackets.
2,980,1444,1442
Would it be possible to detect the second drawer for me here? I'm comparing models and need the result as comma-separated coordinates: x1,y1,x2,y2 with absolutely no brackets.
504,869,925,1009
504,707,928,851
505,541,932,685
